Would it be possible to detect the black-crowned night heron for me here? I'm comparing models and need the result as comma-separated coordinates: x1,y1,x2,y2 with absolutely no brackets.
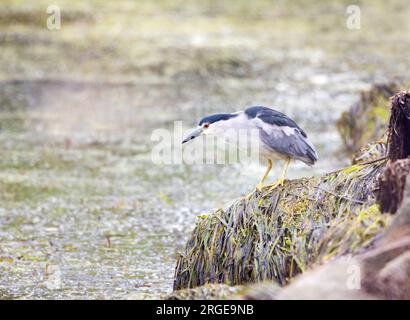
182,106,318,192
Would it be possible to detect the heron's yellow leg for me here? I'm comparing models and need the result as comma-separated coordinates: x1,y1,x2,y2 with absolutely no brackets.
256,159,272,191
243,160,273,199
268,157,290,192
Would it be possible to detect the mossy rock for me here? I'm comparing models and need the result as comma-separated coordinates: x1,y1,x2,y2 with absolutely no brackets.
337,83,399,155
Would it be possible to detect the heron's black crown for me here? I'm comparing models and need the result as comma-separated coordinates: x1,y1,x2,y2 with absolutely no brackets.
198,113,238,126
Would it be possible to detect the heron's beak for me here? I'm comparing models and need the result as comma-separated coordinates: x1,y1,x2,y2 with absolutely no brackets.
182,127,203,144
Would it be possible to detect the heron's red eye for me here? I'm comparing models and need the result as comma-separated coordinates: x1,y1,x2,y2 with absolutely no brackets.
204,123,209,128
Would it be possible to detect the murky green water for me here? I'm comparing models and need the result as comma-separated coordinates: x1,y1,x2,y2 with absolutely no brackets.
0,0,409,299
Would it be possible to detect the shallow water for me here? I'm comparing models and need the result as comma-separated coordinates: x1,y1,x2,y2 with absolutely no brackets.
0,76,374,299
0,0,409,299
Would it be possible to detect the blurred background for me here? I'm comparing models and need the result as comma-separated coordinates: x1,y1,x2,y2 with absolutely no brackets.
0,0,409,299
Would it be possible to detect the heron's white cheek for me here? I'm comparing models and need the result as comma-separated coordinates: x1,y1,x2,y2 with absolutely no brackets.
205,125,223,136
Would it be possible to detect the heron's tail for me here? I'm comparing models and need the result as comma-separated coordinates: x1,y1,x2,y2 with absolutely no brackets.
301,137,318,166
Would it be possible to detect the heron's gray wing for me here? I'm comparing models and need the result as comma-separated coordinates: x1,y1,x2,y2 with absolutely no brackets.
245,106,307,137
259,125,318,165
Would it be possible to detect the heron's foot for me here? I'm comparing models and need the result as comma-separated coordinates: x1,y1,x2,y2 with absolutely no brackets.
242,185,263,200
256,182,264,192
244,192,254,200
267,178,286,192
241,191,254,201
241,183,267,201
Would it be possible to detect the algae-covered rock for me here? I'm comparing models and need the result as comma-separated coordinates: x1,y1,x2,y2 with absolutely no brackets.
376,91,410,213
173,160,390,290
377,158,410,214
362,174,410,299
386,90,410,161
172,89,410,298
337,83,399,155
234,162,410,301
